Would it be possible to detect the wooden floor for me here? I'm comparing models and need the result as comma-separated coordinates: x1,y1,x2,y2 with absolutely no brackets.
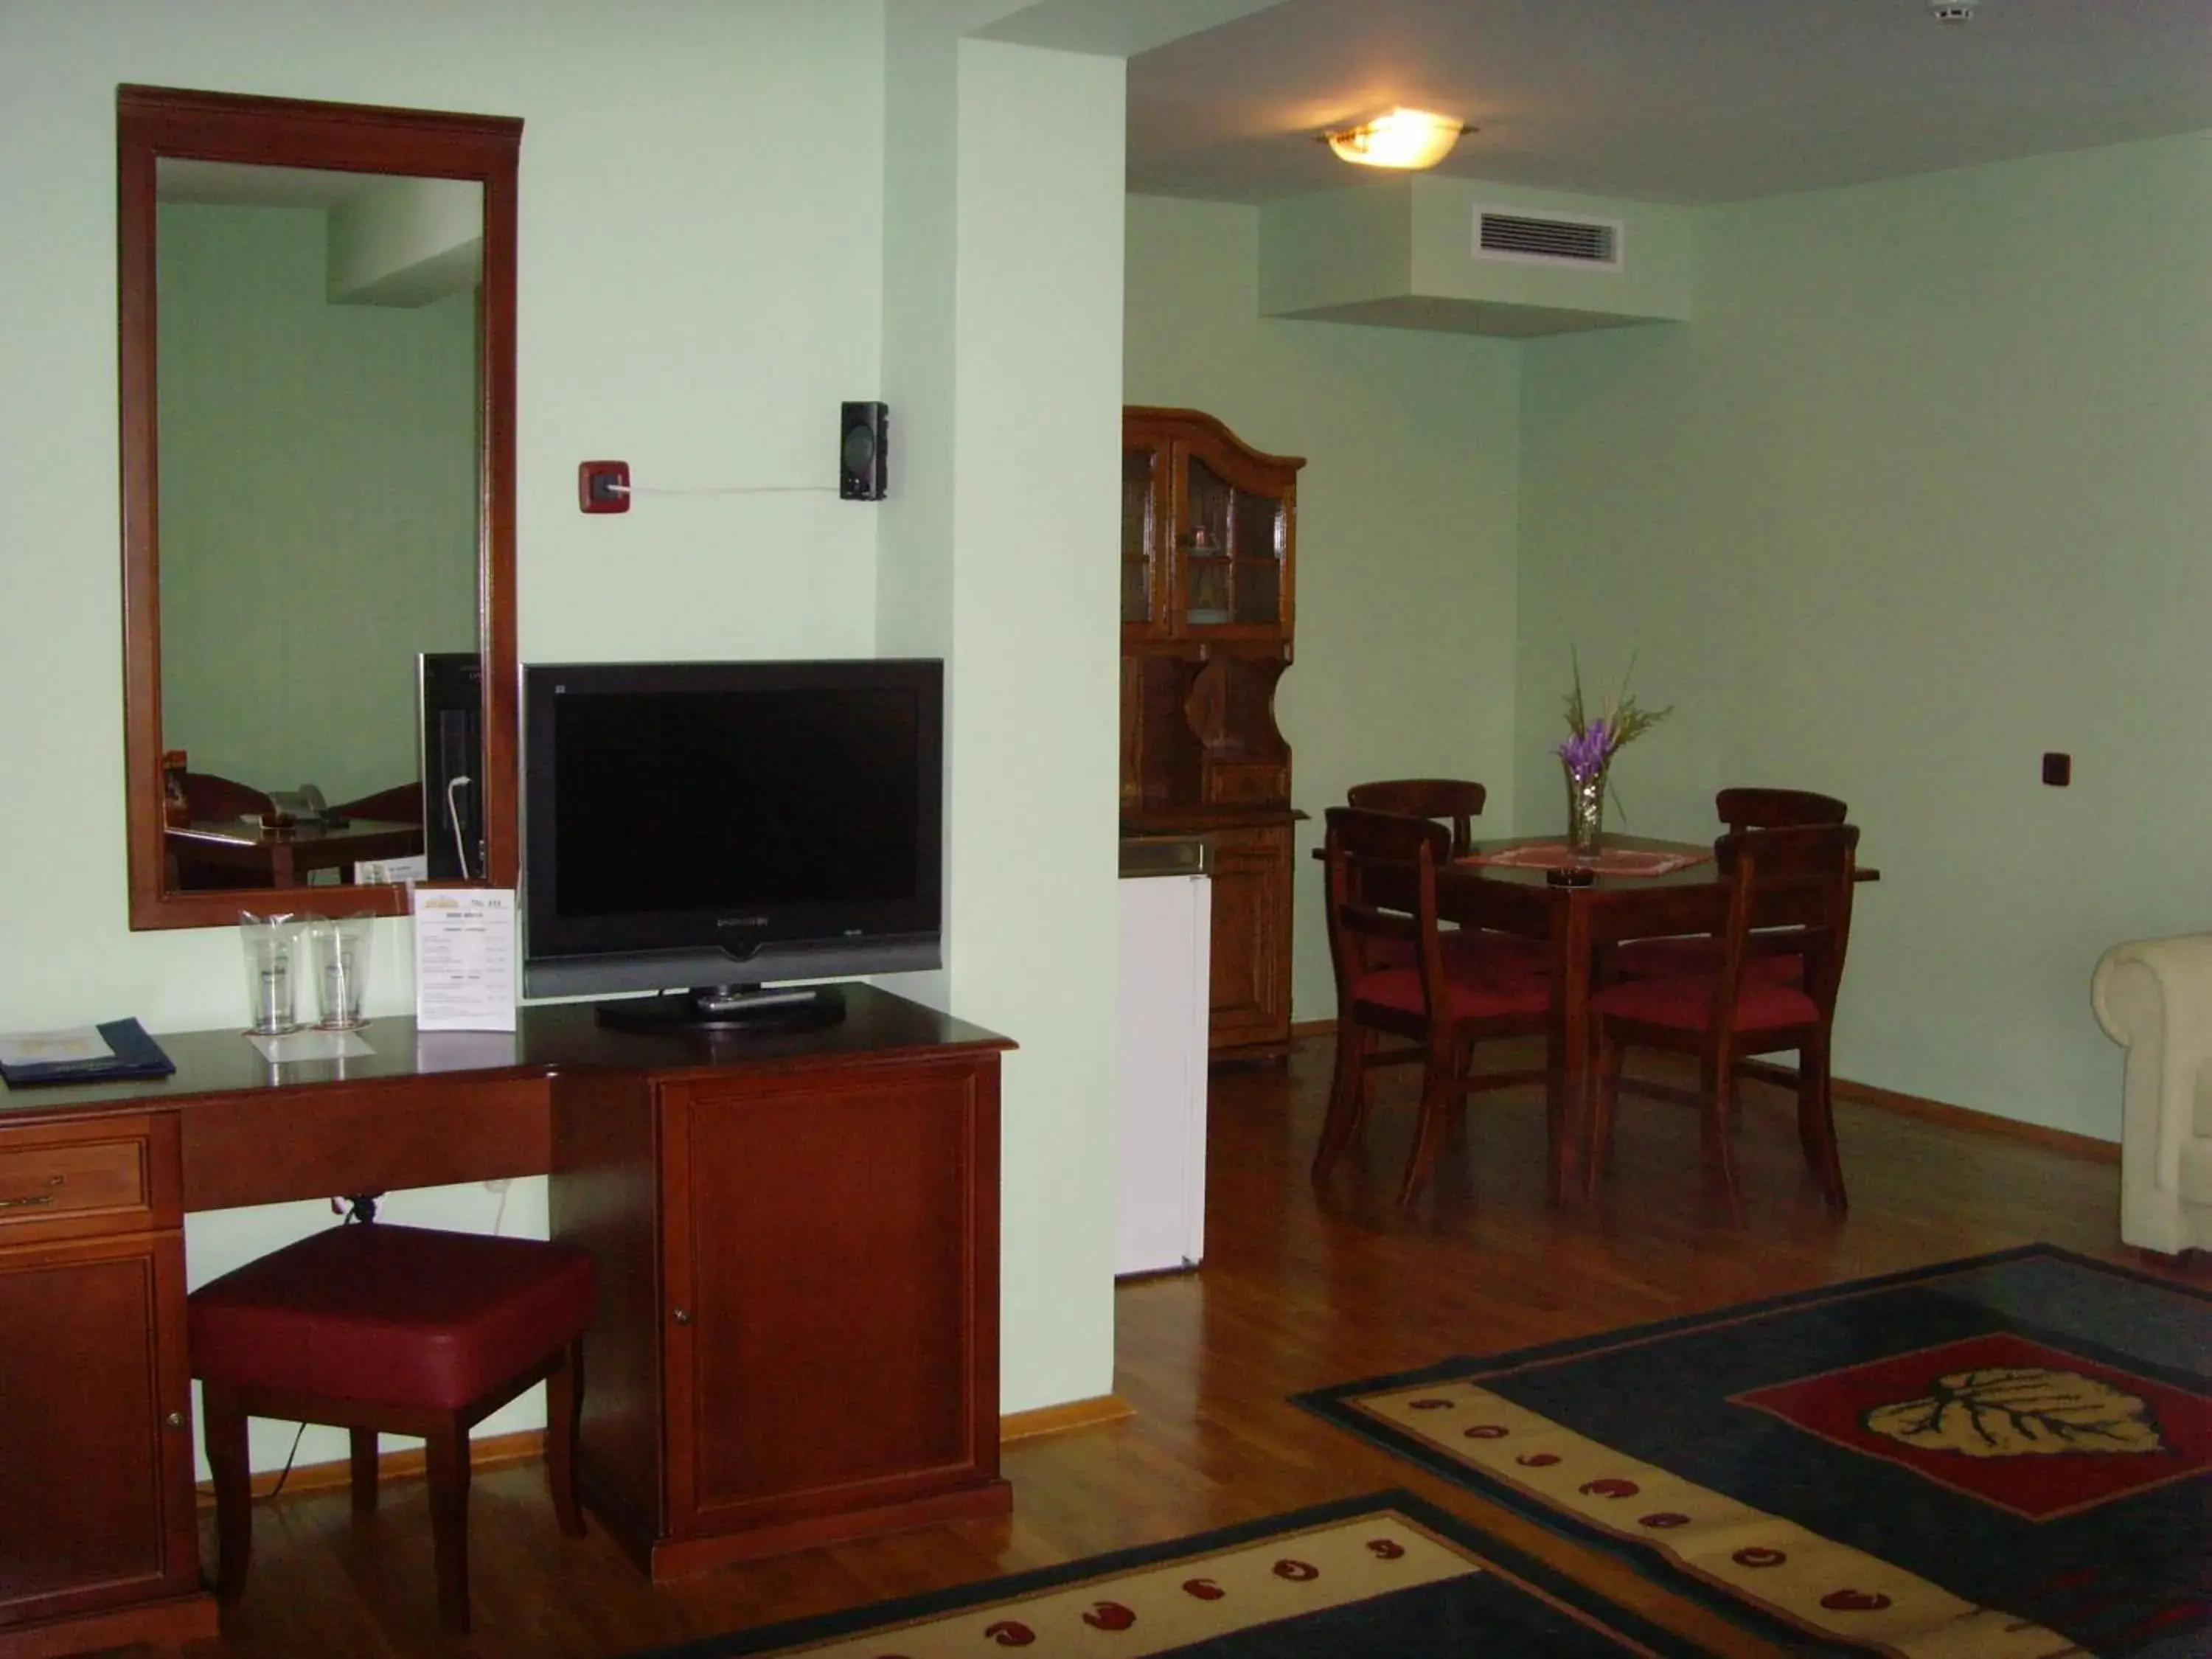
178,1036,2200,1658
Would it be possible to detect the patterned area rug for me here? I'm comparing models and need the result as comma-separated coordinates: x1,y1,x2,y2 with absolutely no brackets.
626,1491,1722,1656
1295,1246,2211,1658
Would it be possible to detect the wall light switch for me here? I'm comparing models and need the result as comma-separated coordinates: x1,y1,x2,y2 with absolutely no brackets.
578,460,630,514
2042,752,2071,787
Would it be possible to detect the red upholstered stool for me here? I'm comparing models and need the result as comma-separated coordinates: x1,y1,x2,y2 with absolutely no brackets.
189,1222,594,1633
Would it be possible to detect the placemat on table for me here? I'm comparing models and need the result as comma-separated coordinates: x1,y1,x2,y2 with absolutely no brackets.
1463,844,1710,877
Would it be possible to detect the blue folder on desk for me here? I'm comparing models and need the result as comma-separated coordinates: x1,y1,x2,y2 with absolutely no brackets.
0,1018,175,1088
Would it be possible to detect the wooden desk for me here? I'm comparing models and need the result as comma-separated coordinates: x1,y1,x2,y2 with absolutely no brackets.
0,990,1012,1657
1438,836,1877,1205
165,817,424,888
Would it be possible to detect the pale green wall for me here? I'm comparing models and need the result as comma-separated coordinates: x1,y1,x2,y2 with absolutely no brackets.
1124,194,1523,1026
944,37,1125,1406
159,202,478,804
1,0,1121,1470
1514,132,2212,1140
880,15,1127,1411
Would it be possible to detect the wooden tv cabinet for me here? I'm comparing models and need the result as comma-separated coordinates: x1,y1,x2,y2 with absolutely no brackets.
0,989,1012,1655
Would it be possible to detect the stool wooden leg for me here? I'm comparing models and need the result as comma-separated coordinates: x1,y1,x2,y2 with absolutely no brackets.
201,1380,253,1602
424,1420,472,1635
546,1338,585,1538
349,1427,379,1512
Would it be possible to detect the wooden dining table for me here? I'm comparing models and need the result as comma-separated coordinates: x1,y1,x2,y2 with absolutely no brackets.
1433,834,1879,1206
165,816,424,888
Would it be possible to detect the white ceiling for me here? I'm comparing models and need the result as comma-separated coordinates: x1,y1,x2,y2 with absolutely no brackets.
1124,0,2212,205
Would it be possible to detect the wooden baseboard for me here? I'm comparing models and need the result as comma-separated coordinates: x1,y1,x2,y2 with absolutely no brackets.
999,1394,1135,1441
0,1592,218,1659
1778,1065,2119,1164
195,1427,548,1507
202,1399,1138,1506
1293,1018,2118,1163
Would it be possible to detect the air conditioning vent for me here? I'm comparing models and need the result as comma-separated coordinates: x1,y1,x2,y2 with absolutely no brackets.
1474,209,1624,271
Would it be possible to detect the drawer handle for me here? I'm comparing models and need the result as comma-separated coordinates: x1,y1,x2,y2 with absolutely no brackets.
0,1174,64,1210
671,1308,692,1326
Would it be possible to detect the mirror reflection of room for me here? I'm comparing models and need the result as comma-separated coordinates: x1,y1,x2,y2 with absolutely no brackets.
153,159,483,891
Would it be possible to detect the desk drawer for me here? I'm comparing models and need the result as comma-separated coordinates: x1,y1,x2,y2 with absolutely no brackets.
0,1115,181,1239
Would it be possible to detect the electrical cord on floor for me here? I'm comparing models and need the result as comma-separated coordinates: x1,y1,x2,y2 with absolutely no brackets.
260,1422,310,1501
274,1194,380,1498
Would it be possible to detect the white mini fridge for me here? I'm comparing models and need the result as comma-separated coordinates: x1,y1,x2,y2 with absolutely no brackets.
1116,838,1212,1276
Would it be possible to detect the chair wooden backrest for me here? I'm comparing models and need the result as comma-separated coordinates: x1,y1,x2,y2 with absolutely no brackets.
1323,806,1453,1017
331,782,424,824
184,771,274,824
1346,779,1487,859
1715,787,1848,832
1709,823,1860,1018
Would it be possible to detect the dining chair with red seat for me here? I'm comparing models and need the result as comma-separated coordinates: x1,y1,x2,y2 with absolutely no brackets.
1613,787,1851,985
1584,822,1859,1223
1313,806,1553,1206
189,1220,595,1634
1716,787,1848,833
1345,778,1489,857
1344,778,1545,975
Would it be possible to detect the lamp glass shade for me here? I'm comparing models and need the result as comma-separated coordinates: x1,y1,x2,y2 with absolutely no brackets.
1325,107,1464,170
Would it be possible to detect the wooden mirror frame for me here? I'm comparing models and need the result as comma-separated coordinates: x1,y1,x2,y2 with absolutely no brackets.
117,85,519,930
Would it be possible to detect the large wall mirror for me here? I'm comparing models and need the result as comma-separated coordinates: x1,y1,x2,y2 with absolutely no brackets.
118,85,519,930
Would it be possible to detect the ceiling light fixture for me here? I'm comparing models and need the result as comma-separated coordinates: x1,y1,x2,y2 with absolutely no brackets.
1320,107,1467,171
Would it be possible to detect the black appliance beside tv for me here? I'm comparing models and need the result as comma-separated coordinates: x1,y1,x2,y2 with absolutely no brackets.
419,651,483,881
521,657,945,1032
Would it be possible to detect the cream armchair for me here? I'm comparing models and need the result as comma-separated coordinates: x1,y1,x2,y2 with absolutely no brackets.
2092,935,2212,1255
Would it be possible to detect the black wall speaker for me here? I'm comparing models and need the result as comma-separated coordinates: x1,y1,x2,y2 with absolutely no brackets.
840,400,888,500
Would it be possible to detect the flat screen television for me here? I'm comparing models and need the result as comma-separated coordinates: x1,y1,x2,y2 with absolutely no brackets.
521,658,944,1030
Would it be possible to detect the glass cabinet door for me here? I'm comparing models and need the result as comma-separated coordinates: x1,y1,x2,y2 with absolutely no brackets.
1183,457,1231,626
1182,456,1284,633
1231,484,1284,626
1122,447,1161,631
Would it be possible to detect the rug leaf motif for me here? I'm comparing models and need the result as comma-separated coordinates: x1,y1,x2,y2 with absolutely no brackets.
1863,1365,2165,1458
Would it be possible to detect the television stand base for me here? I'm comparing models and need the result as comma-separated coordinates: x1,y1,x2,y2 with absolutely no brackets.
595,984,847,1034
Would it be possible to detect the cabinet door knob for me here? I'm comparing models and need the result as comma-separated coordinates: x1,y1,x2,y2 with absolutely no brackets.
164,1411,187,1430
671,1308,692,1326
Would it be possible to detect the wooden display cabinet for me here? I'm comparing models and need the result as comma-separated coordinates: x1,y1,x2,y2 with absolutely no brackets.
1121,408,1304,1060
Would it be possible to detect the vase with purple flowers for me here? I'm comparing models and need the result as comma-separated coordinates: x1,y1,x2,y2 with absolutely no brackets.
1555,654,1671,860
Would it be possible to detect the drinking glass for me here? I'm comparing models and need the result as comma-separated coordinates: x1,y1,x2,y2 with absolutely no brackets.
238,911,302,1035
310,915,374,1031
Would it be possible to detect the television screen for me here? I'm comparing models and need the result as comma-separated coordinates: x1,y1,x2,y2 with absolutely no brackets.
522,658,944,1015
